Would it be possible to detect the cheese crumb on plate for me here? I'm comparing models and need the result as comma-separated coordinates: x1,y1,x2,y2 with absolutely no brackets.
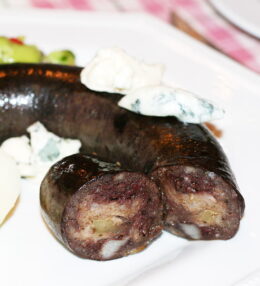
1,121,81,180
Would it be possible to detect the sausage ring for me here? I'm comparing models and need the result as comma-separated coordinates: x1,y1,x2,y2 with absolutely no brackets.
0,64,245,257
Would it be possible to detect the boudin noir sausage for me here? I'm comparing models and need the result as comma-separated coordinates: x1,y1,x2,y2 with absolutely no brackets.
0,64,244,243
40,154,163,260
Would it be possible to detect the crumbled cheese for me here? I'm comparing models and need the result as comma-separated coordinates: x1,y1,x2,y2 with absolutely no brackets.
0,150,21,225
0,122,81,179
118,85,225,123
80,47,164,94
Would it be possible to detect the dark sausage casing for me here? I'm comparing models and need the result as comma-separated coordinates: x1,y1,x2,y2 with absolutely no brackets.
40,154,163,260
0,64,244,242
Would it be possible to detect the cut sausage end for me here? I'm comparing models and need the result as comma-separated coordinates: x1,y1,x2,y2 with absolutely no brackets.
152,166,243,240
61,172,163,260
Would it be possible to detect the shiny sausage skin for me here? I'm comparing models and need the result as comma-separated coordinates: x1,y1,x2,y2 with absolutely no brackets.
40,154,163,260
0,64,245,240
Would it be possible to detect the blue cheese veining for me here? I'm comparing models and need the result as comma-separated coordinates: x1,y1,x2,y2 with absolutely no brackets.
118,85,225,123
80,47,164,94
0,122,81,179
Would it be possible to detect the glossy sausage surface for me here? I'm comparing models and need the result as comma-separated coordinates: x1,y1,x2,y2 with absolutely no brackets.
0,64,245,240
41,154,163,260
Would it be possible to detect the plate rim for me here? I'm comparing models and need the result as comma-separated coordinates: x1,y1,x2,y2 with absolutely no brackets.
210,0,260,39
0,9,259,286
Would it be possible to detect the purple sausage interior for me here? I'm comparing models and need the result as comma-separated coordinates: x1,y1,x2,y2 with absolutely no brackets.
152,166,242,240
40,154,163,260
62,172,162,260
0,64,245,241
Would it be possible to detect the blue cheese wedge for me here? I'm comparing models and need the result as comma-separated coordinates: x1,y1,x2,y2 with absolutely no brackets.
118,85,225,123
0,150,21,225
80,47,164,94
1,122,81,179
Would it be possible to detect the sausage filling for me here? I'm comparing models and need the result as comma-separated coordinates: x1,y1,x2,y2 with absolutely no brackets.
61,172,162,260
152,166,242,240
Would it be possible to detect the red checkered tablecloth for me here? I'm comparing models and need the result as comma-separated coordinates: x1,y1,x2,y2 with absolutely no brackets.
2,0,260,73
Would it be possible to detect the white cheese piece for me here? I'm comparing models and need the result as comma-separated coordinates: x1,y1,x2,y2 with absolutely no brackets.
80,47,164,94
118,85,225,123
0,122,81,179
0,150,21,225
28,122,81,179
27,121,81,164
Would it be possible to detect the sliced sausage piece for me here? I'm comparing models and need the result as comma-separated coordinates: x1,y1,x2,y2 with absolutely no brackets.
40,154,163,260
151,166,243,240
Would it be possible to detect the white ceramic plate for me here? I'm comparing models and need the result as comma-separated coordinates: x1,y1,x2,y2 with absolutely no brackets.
210,0,260,38
0,9,260,286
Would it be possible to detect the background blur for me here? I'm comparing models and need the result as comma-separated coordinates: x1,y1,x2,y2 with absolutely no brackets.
1,0,260,73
